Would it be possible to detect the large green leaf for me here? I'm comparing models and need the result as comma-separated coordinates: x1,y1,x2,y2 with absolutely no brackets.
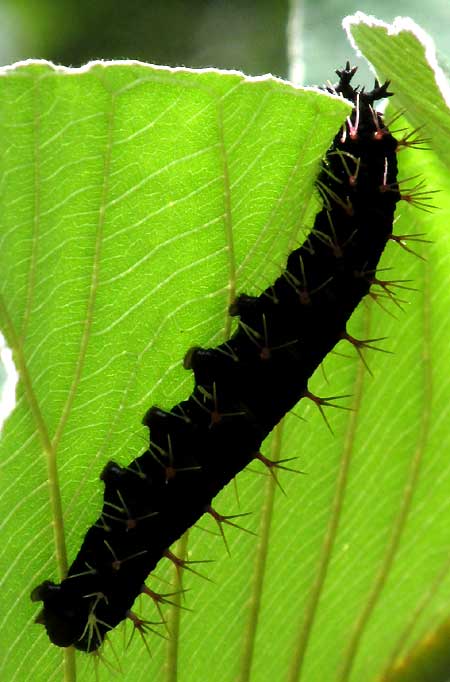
0,61,350,681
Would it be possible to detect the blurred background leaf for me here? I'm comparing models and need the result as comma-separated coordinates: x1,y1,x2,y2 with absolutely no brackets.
0,0,448,85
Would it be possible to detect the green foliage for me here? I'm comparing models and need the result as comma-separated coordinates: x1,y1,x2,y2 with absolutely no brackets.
1,14,450,682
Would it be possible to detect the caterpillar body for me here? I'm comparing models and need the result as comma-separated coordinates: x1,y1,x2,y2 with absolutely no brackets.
32,63,402,653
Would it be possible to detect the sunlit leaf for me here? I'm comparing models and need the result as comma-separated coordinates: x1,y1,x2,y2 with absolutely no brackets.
0,60,350,682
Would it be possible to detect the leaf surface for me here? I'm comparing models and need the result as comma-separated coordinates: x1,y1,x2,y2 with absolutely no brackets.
0,60,350,682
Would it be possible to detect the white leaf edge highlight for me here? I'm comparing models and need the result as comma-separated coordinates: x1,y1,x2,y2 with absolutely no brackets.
0,333,18,432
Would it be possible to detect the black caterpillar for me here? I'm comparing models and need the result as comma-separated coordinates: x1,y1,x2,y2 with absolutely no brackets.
32,63,402,653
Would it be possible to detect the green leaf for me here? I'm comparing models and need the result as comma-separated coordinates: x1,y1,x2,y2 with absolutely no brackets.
344,12,450,168
0,61,350,682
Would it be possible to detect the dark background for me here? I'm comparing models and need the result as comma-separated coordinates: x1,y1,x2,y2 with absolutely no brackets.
0,0,448,86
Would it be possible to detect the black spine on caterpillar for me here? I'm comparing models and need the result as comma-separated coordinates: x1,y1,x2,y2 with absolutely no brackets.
31,64,401,652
